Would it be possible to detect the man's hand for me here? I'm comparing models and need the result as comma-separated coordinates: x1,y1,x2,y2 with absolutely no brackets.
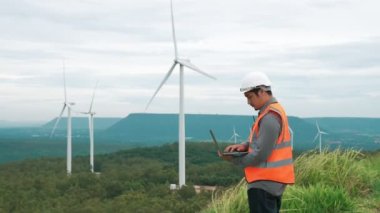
217,151,233,161
218,144,248,161
224,144,247,152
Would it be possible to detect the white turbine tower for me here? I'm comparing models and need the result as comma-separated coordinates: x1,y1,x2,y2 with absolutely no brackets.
312,121,328,153
81,81,98,173
229,126,241,144
50,60,75,175
145,0,216,188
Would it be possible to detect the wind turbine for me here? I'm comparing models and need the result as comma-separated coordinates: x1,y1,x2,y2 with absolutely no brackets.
80,81,98,173
145,0,216,188
245,124,252,142
289,126,294,150
229,126,241,144
312,121,328,153
50,60,75,175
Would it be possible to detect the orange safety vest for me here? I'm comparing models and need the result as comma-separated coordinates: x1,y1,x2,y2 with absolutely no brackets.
244,102,295,184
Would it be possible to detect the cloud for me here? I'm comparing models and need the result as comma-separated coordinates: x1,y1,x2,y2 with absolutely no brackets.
290,39,380,70
1,0,380,121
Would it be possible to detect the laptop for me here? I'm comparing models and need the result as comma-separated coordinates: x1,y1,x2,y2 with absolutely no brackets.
209,130,248,157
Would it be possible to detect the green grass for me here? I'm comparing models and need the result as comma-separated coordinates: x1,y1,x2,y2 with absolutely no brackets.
295,149,376,196
282,184,355,212
203,149,380,213
355,151,380,212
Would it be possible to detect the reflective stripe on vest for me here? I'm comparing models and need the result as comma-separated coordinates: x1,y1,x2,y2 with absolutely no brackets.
244,102,295,184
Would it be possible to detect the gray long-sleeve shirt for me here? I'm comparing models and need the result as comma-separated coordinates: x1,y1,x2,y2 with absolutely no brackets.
233,97,287,196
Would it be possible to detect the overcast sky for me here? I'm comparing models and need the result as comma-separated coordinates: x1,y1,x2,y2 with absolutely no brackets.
1,0,379,123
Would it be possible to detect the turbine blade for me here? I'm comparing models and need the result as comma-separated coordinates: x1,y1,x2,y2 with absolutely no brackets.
170,0,178,58
229,135,235,141
320,131,328,135
50,105,66,137
316,121,320,132
145,62,177,111
312,133,319,143
89,81,99,112
62,59,67,103
177,59,217,80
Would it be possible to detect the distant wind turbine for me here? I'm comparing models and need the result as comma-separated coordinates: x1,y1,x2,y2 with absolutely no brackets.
80,81,98,173
50,60,75,175
289,126,294,150
229,126,241,144
246,124,253,142
312,121,328,153
145,0,216,188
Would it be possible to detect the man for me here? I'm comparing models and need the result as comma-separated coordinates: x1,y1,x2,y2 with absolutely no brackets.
221,72,294,213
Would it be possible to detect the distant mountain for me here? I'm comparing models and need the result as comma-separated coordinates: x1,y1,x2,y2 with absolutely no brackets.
107,113,251,141
106,113,317,150
305,117,380,134
42,117,122,130
1,114,379,164
0,120,42,128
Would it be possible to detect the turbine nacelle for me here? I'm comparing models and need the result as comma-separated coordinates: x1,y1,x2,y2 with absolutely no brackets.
81,112,96,116
174,57,189,63
64,102,75,109
144,58,216,112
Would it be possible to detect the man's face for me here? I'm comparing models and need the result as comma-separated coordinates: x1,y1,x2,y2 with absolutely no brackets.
244,91,261,110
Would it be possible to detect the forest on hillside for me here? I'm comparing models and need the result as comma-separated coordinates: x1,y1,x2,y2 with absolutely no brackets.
1,141,378,212
0,142,243,212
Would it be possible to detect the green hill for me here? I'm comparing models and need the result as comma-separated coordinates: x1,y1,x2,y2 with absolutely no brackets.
0,120,42,128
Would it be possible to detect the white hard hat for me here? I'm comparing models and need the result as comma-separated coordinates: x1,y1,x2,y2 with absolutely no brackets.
240,72,272,93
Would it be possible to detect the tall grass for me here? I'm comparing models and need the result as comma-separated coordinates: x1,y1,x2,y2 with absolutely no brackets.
205,179,248,213
295,149,376,196
203,149,379,213
282,184,355,212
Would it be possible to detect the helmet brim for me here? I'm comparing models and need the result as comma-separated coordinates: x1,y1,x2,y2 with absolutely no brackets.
240,86,271,93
